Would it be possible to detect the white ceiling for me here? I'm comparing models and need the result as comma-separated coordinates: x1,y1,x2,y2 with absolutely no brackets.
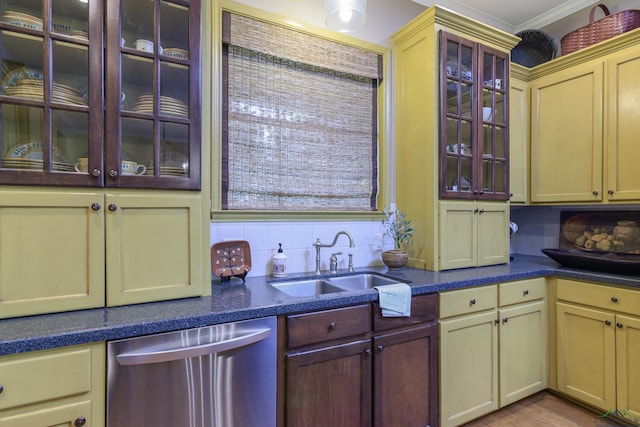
412,0,600,33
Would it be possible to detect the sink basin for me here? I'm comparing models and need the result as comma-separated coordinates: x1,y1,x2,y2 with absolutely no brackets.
325,273,402,290
271,273,408,297
270,279,346,297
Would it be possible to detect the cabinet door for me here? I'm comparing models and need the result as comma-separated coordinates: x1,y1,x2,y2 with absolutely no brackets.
606,47,640,201
556,302,616,410
530,61,604,203
105,192,203,306
439,310,499,427
286,339,372,427
373,323,438,427
0,191,104,318
509,72,529,204
499,301,548,406
0,400,92,427
476,201,509,267
105,0,201,190
616,314,640,421
439,201,475,270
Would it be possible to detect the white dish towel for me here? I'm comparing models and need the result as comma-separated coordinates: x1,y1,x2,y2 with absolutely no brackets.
374,283,412,317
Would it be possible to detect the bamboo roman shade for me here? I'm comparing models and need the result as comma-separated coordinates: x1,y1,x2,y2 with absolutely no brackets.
221,11,382,211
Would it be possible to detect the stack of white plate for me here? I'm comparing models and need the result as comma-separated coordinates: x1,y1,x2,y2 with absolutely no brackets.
4,78,87,105
129,95,188,117
164,48,189,60
0,10,43,31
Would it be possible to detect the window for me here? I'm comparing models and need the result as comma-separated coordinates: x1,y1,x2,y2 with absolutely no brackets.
221,11,383,211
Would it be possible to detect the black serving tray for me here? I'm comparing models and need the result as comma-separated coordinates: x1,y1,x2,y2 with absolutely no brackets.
542,248,640,275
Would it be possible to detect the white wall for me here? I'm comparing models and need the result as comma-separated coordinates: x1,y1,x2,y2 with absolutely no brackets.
211,220,394,277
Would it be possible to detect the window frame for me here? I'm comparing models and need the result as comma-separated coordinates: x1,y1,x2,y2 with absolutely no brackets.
210,1,391,221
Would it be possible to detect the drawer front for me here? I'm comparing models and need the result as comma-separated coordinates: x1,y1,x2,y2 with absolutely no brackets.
287,304,371,348
439,285,497,319
0,347,92,411
499,278,546,307
557,279,640,316
373,293,438,331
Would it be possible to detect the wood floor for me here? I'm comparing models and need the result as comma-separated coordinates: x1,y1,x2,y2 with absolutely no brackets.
463,391,631,427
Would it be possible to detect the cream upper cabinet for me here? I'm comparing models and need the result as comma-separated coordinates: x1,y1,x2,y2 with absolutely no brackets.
530,32,640,204
508,65,530,205
439,201,509,270
392,5,518,271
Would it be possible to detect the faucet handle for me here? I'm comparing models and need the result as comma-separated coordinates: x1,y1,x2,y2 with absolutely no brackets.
330,251,343,259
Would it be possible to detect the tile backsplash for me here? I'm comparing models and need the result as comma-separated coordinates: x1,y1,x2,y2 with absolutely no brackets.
210,220,392,277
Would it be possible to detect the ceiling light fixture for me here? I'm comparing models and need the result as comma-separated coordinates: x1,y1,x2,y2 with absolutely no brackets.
325,0,366,33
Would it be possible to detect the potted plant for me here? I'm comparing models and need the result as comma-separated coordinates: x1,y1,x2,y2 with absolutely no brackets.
381,208,413,269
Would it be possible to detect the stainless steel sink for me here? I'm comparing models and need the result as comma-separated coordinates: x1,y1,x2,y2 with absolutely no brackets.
271,273,408,297
270,279,346,297
325,273,401,290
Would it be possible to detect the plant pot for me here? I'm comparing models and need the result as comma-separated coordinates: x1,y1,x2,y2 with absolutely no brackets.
381,250,409,270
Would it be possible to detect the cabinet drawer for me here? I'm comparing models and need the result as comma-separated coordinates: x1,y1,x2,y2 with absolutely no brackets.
287,304,371,348
499,278,546,307
0,346,93,411
557,279,640,316
373,293,438,331
439,285,497,319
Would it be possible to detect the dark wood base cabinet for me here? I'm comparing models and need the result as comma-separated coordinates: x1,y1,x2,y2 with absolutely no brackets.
281,294,438,427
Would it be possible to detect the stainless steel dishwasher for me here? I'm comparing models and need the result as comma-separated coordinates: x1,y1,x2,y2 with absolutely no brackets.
107,316,276,427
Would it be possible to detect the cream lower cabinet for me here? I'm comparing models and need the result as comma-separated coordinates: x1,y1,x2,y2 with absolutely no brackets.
440,278,547,427
0,343,105,427
439,201,509,270
556,279,640,422
0,189,203,318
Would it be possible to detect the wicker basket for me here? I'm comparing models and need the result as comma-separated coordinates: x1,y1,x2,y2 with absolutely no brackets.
561,4,640,56
511,30,556,67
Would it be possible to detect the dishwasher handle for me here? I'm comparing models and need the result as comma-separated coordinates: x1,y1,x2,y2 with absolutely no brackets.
116,327,271,366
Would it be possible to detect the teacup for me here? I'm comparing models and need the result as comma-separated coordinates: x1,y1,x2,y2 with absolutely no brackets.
74,157,89,173
482,107,494,121
135,39,153,52
121,160,146,175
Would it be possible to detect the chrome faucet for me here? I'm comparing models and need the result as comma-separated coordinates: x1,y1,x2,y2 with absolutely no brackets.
313,231,355,274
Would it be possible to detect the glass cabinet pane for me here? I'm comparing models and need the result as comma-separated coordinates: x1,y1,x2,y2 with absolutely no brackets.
1,30,44,102
160,1,189,59
54,110,88,173
52,41,88,106
158,122,189,177
0,0,42,29
122,54,154,112
160,61,188,118
122,0,154,51
52,0,88,40
1,104,44,169
122,117,153,175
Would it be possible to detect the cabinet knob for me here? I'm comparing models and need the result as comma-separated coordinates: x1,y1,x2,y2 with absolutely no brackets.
328,322,336,330
502,317,508,324
494,319,499,325
608,189,614,195
474,208,480,214
470,298,476,305
91,168,101,177
509,193,514,197
0,384,3,394
109,169,118,178
523,290,529,296
611,297,619,303
74,417,86,427
108,203,118,212
617,322,624,329
364,348,371,357
605,320,612,326
478,209,485,214
377,345,383,352
592,190,599,196
91,202,101,211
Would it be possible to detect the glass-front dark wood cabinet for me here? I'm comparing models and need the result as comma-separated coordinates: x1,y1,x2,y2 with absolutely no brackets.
0,0,200,189
440,31,509,201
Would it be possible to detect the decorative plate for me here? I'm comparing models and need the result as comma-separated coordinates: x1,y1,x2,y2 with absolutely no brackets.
2,67,43,89
6,141,67,163
542,248,640,275
211,240,252,283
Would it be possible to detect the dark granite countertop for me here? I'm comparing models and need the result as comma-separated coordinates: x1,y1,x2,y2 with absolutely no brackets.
2,254,640,356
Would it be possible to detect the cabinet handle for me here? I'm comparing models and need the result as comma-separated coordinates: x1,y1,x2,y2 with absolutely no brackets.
592,190,599,196
377,345,383,352
605,320,612,326
608,189,614,195
109,169,118,178
611,296,618,303
470,298,476,305
74,417,86,427
91,168,101,177
91,202,101,211
617,322,624,328
523,290,529,296
328,322,336,330
108,203,118,212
